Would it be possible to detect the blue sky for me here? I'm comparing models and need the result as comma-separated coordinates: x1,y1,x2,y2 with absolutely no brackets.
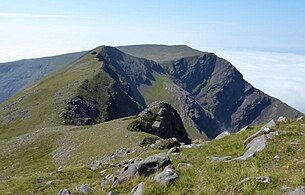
0,0,305,113
1,0,305,59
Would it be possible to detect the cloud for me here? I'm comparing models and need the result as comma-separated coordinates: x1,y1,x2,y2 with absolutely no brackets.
0,12,92,19
215,50,305,114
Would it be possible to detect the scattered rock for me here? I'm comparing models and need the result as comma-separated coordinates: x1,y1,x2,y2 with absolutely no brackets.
78,184,92,194
177,163,193,169
139,137,160,147
281,186,292,191
244,120,276,145
273,155,280,161
132,182,145,195
138,153,171,176
237,176,271,185
106,192,117,195
288,187,305,195
154,165,178,185
215,131,230,140
100,169,107,175
46,180,61,185
211,156,232,162
168,146,180,154
237,125,249,133
277,116,286,123
58,189,71,195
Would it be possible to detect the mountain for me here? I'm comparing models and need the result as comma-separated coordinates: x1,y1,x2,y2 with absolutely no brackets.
0,51,86,103
0,44,304,194
0,45,302,141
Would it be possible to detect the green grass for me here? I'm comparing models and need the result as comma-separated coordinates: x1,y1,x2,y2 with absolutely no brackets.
1,118,304,194
0,118,304,194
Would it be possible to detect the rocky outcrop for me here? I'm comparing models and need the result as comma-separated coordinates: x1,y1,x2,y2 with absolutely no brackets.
127,101,191,144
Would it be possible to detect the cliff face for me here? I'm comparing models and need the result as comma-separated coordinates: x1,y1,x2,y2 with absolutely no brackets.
166,54,302,136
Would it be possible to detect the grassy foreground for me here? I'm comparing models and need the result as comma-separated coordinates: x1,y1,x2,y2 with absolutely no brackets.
0,117,304,194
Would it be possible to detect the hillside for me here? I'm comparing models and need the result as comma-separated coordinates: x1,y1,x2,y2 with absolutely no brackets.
0,45,302,141
0,51,86,103
0,116,304,194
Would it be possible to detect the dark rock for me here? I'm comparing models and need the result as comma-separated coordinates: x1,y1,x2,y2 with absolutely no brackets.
132,182,145,195
138,153,171,176
61,97,99,126
139,137,160,147
154,165,178,185
127,101,191,144
58,189,71,195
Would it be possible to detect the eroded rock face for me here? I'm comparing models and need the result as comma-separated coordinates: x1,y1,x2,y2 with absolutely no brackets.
128,101,191,144
61,97,99,125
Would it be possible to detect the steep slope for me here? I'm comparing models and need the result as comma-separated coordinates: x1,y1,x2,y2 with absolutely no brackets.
167,54,302,137
0,51,86,103
117,44,204,62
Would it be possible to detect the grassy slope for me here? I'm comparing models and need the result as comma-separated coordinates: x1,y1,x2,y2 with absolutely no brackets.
0,117,304,194
0,117,155,192
0,49,106,139
0,51,86,103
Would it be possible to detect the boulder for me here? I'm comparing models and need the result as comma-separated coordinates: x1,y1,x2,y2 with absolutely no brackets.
154,165,178,185
127,101,191,144
168,146,180,154
58,189,71,195
277,116,286,123
233,131,278,161
237,125,249,133
151,138,181,150
138,153,171,176
132,182,145,195
113,163,138,185
78,184,92,194
215,131,230,140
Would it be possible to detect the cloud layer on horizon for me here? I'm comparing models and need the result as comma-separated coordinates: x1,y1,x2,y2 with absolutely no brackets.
215,50,305,114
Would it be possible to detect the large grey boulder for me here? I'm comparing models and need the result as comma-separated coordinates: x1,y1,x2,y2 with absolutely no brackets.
234,131,278,161
132,182,145,195
154,165,178,185
58,189,71,195
138,153,171,176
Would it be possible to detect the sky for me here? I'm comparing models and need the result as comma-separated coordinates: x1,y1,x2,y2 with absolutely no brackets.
0,0,304,113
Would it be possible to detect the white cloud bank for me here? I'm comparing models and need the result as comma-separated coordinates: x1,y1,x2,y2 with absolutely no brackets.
215,50,305,114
